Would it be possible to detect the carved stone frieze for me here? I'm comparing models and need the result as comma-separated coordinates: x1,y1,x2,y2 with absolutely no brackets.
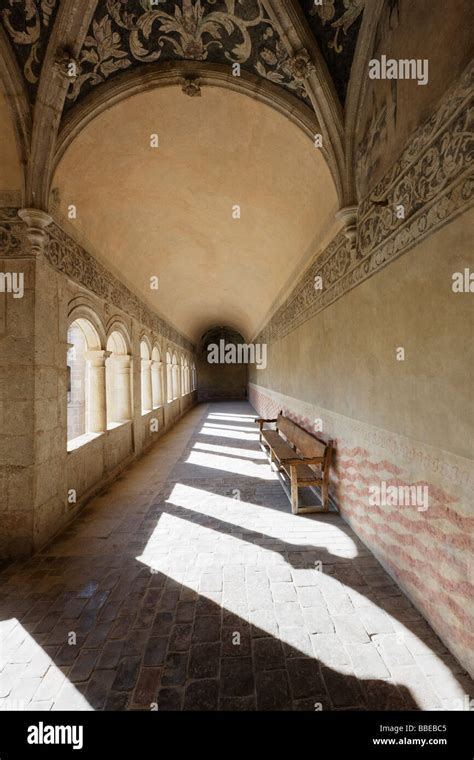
0,208,194,352
255,61,474,344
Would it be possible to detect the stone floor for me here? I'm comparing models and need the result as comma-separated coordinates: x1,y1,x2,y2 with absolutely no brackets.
0,402,472,711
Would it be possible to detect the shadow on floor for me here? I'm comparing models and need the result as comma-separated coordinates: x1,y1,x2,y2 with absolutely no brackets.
0,402,471,711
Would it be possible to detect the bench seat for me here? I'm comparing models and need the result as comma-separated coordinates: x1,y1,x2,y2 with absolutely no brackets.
261,429,283,448
256,412,332,514
281,462,322,483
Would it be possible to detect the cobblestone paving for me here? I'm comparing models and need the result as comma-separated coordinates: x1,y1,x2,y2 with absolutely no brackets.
0,403,472,711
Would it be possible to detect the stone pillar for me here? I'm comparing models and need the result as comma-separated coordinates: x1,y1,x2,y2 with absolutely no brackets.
141,358,153,413
151,360,163,408
114,355,132,421
85,350,110,433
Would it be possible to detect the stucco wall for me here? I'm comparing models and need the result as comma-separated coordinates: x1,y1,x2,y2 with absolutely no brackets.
249,209,473,676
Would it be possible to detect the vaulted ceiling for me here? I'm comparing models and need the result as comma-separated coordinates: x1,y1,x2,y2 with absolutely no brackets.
0,0,373,345
1,0,364,108
53,85,337,342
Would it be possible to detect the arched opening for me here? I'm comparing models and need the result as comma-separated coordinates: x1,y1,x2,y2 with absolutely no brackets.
67,317,103,447
106,330,132,427
197,326,249,402
140,339,153,414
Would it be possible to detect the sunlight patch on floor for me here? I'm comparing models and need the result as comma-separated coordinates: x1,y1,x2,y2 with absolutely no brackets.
0,620,93,711
192,441,267,460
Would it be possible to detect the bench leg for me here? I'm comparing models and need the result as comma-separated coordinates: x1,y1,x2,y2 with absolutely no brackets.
290,465,299,515
322,469,330,511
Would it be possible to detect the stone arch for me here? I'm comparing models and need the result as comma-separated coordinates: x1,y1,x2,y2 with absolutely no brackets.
67,304,105,350
139,334,152,359
105,319,132,354
55,62,324,182
106,325,133,426
66,308,106,445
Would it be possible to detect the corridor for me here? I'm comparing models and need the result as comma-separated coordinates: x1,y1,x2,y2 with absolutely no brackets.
0,403,471,712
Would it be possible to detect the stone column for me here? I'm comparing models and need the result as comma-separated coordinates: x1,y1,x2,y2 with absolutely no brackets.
151,360,163,408
141,358,153,413
114,355,132,421
84,350,110,433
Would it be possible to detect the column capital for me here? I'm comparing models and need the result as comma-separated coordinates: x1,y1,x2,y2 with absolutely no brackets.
17,208,53,256
84,349,111,367
335,205,358,248
114,354,132,370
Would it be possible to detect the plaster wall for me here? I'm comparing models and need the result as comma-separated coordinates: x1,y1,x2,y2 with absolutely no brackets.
249,209,474,675
356,0,474,199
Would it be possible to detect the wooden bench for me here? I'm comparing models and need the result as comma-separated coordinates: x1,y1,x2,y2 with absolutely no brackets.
255,412,332,515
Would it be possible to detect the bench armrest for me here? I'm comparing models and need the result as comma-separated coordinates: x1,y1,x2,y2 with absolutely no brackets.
281,457,325,466
255,418,278,429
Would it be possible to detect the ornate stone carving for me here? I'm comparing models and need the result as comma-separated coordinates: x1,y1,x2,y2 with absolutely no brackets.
335,204,358,246
0,208,24,258
256,62,474,344
287,49,315,82
181,76,201,97
18,207,53,255
47,222,194,352
54,47,79,83
0,207,194,351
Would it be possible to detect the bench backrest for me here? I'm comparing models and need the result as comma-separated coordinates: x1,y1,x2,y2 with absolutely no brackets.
277,413,329,460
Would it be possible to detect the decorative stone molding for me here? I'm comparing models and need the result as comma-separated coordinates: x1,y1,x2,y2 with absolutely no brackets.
53,47,78,83
255,61,474,345
0,208,194,353
335,204,358,246
181,76,202,97
287,49,316,81
46,222,195,352
17,207,53,255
